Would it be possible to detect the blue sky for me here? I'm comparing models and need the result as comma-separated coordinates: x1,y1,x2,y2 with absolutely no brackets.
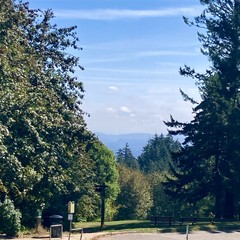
28,0,210,135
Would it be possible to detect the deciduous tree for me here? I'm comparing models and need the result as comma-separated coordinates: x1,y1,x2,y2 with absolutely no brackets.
115,165,152,220
0,0,97,227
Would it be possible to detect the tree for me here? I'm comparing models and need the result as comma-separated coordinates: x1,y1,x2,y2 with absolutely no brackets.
115,165,152,220
0,198,21,237
0,0,98,227
138,134,180,173
116,143,139,169
87,139,119,221
147,172,180,217
164,0,240,219
136,134,180,217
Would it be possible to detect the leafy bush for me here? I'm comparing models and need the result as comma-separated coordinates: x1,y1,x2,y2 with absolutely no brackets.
0,199,22,237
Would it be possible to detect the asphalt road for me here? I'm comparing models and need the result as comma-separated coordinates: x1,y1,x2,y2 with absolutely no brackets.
96,231,240,240
8,229,240,240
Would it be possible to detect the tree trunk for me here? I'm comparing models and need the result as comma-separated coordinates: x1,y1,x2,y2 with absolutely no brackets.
214,148,222,219
223,190,234,219
214,172,222,219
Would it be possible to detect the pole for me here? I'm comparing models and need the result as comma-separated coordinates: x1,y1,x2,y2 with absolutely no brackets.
95,183,107,228
100,185,106,228
70,219,72,232
186,225,189,240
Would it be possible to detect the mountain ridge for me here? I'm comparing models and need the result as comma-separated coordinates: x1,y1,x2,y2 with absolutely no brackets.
95,132,154,157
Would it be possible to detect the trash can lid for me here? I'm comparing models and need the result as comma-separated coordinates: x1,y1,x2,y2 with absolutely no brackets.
49,215,63,219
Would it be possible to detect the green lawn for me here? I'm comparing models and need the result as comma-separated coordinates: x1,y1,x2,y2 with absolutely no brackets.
74,219,240,234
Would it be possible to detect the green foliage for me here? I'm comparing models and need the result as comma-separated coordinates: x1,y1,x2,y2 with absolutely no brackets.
0,0,103,227
0,198,22,237
148,172,180,217
138,134,180,173
116,143,139,169
115,138,183,219
76,139,119,221
115,165,152,220
75,194,99,222
164,0,240,219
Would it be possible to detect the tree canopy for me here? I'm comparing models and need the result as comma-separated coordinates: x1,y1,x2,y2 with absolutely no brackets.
138,134,180,173
116,143,139,169
165,0,240,219
115,165,152,220
0,0,119,230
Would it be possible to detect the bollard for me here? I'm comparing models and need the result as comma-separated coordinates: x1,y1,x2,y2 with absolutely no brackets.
186,225,189,240
35,209,42,233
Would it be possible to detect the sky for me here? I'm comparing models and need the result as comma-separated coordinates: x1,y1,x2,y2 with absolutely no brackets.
27,0,210,135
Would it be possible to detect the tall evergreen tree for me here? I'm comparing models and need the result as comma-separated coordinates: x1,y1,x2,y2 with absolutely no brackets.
138,134,180,173
116,143,139,169
164,0,240,219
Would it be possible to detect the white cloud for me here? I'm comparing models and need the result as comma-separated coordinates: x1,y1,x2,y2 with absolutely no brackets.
108,86,119,92
83,38,200,52
55,6,203,20
130,113,136,117
86,67,177,76
120,106,132,113
105,107,116,112
137,50,200,57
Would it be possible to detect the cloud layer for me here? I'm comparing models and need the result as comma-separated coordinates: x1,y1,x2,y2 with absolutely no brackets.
55,6,203,20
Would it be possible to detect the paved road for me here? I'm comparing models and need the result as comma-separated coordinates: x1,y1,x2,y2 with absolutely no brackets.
96,231,240,240
7,230,240,240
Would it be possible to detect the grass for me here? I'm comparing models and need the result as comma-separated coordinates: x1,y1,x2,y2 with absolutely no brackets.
18,219,240,239
20,219,240,237
74,220,154,233
74,219,240,234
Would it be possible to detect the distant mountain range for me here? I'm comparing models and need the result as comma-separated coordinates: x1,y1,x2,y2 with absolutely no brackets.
95,133,154,157
95,132,185,157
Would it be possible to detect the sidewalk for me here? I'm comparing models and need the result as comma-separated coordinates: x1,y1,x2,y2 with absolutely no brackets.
3,229,240,240
13,232,106,240
14,231,109,240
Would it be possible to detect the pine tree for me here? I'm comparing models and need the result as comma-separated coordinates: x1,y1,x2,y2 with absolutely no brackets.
138,134,180,173
165,0,240,219
116,143,139,169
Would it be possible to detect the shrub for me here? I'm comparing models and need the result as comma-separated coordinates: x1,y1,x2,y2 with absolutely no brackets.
0,198,22,237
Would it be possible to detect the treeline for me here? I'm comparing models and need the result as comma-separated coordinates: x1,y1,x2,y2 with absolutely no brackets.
1,0,240,236
115,134,183,220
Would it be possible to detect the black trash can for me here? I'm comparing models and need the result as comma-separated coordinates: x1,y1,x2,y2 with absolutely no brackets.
49,215,63,238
